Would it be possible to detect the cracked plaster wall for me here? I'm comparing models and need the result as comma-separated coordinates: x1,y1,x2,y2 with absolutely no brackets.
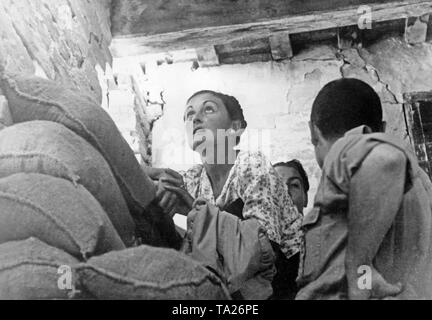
147,36,432,211
0,0,112,103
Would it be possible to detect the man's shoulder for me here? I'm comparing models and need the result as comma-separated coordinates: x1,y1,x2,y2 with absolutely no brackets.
366,143,406,165
324,133,408,185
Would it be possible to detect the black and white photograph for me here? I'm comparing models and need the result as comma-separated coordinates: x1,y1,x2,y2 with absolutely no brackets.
0,0,432,307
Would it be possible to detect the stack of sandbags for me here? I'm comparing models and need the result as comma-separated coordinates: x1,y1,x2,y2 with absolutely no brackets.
0,72,183,247
0,238,230,300
0,73,156,218
0,173,125,260
0,238,87,300
0,172,229,300
76,245,230,300
0,73,218,300
0,121,136,247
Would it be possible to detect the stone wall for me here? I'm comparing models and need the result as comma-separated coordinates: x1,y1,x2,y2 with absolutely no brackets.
0,0,112,103
121,35,432,211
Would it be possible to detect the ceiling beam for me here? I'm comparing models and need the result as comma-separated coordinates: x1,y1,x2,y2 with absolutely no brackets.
196,46,220,67
405,14,430,44
111,1,432,57
269,32,293,61
112,0,399,37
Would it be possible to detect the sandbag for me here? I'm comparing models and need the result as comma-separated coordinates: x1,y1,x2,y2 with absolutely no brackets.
76,245,231,300
0,121,136,246
0,72,156,217
0,173,125,260
0,238,85,300
0,95,12,129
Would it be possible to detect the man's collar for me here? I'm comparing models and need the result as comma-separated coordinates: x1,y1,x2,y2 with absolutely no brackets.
344,125,373,137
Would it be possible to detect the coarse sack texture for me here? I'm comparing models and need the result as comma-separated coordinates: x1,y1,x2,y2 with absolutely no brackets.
0,121,136,247
0,173,125,260
0,95,12,130
0,72,156,217
76,245,231,300
0,238,85,300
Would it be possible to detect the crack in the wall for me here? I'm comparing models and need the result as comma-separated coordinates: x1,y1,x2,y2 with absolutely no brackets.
356,47,399,104
339,46,399,104
338,58,347,79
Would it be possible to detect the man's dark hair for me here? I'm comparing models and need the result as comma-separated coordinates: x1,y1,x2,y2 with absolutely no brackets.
187,90,248,130
273,160,310,194
310,78,383,139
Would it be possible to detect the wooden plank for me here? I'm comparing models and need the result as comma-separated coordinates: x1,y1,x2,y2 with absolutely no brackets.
405,91,432,102
405,15,429,43
362,17,406,45
112,0,400,37
111,1,432,57
269,32,293,61
221,53,273,64
215,37,271,64
196,46,220,67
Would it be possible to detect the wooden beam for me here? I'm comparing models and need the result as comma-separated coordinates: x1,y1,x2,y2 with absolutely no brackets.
196,46,220,67
215,38,271,64
269,32,293,61
112,0,400,37
111,1,432,57
405,15,429,44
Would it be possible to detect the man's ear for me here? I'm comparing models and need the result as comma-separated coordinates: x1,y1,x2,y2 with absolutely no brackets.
309,121,322,146
308,121,316,143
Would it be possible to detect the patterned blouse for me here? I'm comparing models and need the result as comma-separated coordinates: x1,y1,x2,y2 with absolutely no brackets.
180,151,303,259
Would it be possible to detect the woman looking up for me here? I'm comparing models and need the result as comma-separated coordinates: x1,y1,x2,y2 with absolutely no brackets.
158,90,303,299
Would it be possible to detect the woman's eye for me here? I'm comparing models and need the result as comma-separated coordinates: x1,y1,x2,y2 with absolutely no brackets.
204,105,215,113
185,112,194,121
289,183,301,190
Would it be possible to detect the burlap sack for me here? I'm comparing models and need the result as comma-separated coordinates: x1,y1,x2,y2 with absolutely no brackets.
0,95,12,129
77,245,231,300
0,121,136,246
0,173,125,260
0,238,84,300
0,73,156,217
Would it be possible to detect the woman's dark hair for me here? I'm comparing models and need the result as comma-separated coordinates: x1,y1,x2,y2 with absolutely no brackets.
186,90,248,129
311,78,383,139
273,160,310,194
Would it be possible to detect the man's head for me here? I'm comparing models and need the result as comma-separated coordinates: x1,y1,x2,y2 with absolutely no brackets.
274,160,309,214
309,78,386,168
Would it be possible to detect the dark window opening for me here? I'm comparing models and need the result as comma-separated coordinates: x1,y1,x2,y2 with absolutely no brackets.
404,92,432,178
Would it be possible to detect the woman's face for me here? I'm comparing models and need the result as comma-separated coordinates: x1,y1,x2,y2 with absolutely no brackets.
184,92,234,151
274,166,307,214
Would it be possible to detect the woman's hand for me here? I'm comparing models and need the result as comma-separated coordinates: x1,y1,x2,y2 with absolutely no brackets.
155,180,179,218
146,167,185,217
163,183,195,216
144,167,184,187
